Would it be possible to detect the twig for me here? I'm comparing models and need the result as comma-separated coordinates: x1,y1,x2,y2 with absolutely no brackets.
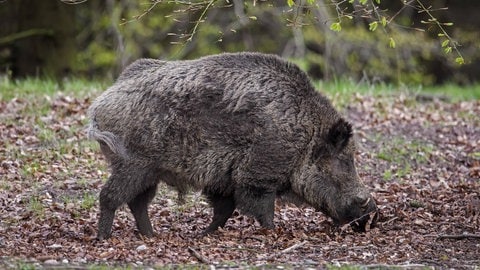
382,216,399,225
279,240,308,254
263,240,308,261
0,29,54,45
186,0,216,42
188,246,212,264
60,0,88,4
121,0,161,25
363,264,431,269
437,234,480,240
245,236,265,242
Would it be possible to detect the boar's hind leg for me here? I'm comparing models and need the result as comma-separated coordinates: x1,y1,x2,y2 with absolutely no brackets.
203,193,235,234
97,168,157,240
97,174,125,240
128,184,157,237
235,186,275,229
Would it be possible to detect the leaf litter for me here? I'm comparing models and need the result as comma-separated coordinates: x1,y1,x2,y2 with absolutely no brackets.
0,91,479,269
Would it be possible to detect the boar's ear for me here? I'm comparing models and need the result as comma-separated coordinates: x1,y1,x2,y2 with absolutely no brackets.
326,118,353,152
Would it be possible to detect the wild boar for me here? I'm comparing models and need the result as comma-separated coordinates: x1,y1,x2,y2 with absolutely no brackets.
87,52,378,240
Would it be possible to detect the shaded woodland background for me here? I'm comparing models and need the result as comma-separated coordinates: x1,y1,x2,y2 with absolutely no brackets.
0,0,479,85
1,1,479,268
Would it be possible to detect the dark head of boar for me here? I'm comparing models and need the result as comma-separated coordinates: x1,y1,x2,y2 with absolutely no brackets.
292,117,378,232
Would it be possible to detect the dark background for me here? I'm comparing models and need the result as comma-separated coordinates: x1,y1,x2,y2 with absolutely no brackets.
1,0,479,85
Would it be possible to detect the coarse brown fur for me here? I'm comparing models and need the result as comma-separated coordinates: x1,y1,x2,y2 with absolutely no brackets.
87,52,377,240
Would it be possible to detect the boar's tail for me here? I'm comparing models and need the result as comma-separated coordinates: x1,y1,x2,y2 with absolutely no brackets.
86,120,128,159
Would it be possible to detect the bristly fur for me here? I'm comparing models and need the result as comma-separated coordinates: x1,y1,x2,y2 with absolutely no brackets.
87,52,376,239
86,119,128,159
326,118,353,151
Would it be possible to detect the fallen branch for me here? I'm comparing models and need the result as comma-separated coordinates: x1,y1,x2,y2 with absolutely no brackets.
263,240,308,261
0,29,54,45
382,216,399,225
188,246,212,264
279,240,308,254
437,234,480,240
363,264,431,269
245,236,265,242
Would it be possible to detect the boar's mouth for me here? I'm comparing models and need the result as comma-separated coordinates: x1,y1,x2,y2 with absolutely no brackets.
349,209,379,232
346,197,379,232
328,196,379,232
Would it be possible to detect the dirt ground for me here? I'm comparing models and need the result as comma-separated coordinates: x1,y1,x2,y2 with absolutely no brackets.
0,92,479,269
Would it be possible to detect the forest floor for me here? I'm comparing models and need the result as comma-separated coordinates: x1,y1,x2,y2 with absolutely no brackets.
0,80,479,269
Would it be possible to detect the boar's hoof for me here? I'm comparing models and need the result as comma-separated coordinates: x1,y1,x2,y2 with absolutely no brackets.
137,230,155,239
96,233,110,241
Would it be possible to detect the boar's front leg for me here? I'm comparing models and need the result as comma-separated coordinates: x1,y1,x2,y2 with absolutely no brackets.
203,192,235,234
235,185,275,229
127,184,157,237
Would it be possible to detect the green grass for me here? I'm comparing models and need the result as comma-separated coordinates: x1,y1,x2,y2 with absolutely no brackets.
27,196,45,217
0,76,106,100
80,193,97,210
375,137,436,181
314,78,480,105
2,76,479,102
418,83,480,100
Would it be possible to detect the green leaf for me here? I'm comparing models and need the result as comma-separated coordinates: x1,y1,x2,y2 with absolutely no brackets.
249,16,257,20
306,0,315,4
443,22,454,26
441,39,449,47
369,21,378,31
388,37,396,48
381,16,387,27
375,0,381,4
455,57,465,65
330,22,342,32
359,0,367,5
437,33,445,37
287,0,294,7
444,46,452,54
348,0,354,3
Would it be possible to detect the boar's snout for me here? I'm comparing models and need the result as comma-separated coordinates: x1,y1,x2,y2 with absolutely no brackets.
335,192,378,232
349,194,378,232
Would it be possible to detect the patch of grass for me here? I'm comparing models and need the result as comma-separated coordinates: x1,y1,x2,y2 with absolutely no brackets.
470,152,480,159
326,265,361,270
20,161,44,181
315,78,399,108
0,180,12,191
37,128,57,146
383,169,393,181
27,196,45,217
0,76,106,101
410,200,425,208
80,192,97,210
376,137,435,181
314,78,480,109
418,83,480,101
16,262,38,270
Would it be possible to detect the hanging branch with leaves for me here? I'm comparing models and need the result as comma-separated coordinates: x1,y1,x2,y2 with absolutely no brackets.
319,0,464,64
118,0,463,64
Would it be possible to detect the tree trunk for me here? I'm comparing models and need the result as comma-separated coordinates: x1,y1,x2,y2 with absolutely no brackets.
0,0,77,78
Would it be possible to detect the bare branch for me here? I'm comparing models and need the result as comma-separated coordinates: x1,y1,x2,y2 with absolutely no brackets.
188,246,212,264
59,0,88,4
437,234,480,240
